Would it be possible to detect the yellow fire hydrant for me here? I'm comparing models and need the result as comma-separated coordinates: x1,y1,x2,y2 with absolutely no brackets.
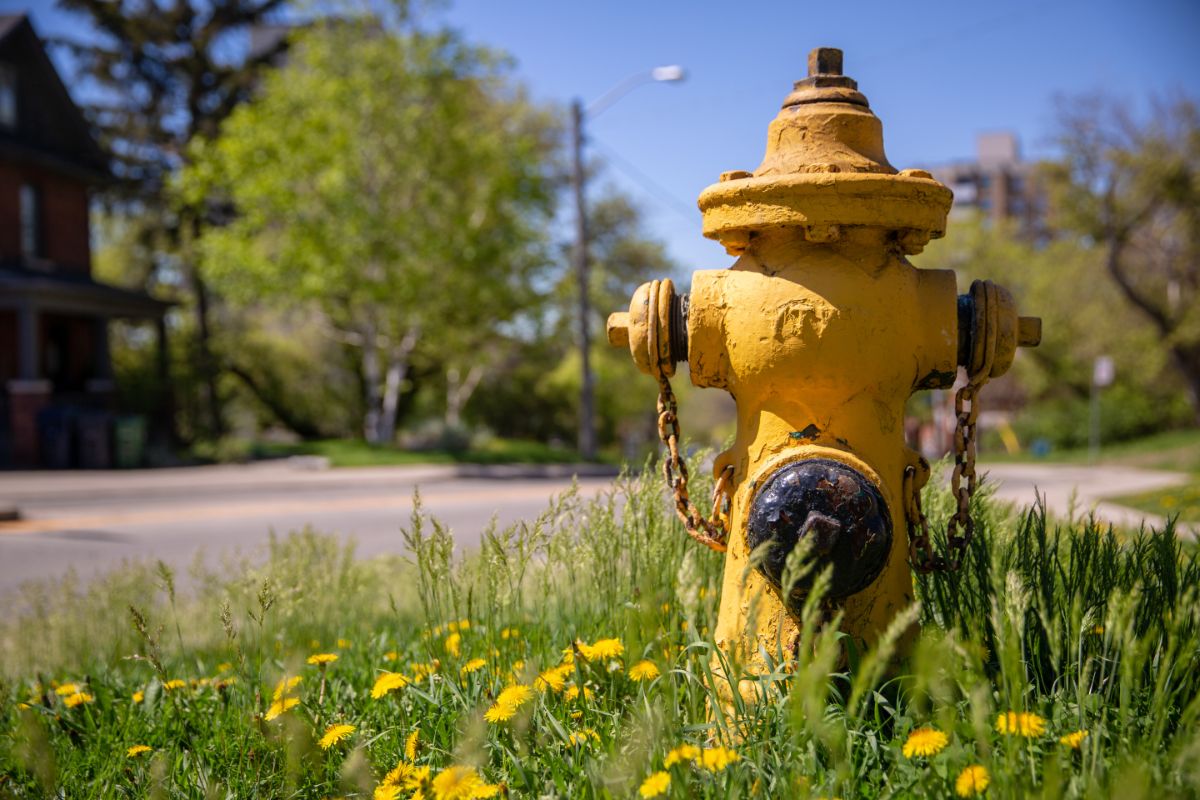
607,48,1041,691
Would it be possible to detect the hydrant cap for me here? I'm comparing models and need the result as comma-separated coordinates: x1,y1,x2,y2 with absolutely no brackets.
698,47,953,246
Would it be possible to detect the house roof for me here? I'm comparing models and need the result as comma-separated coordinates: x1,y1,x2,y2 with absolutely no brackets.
0,267,171,319
0,14,109,181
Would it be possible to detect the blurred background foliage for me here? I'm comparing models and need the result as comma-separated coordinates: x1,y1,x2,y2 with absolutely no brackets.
71,1,1197,464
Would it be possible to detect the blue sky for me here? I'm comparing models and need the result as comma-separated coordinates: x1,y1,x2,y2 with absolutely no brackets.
10,0,1200,272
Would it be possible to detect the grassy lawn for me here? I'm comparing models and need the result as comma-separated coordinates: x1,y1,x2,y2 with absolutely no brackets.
2,467,1198,797
981,427,1200,472
253,437,601,468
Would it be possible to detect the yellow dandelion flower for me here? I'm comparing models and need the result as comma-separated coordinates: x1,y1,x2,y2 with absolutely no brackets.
563,685,594,702
565,728,600,747
629,661,660,682
265,696,299,720
639,771,670,798
461,658,487,676
272,675,302,701
404,728,420,761
664,743,701,767
318,723,355,749
371,672,410,699
902,727,949,758
579,638,624,661
511,660,524,672
500,627,519,640
560,647,575,665
307,653,339,666
484,684,533,723
1092,625,1105,635
16,702,29,710
127,744,152,757
458,619,471,630
699,586,708,599
216,662,233,673
55,683,80,696
996,711,1046,737
404,765,431,790
430,765,496,800
132,691,144,703
162,679,186,691
681,620,689,632
384,650,398,661
444,632,462,657
699,745,740,772
956,764,990,797
535,663,573,693
63,692,94,708
382,761,414,786
337,638,352,649
374,785,401,800
570,710,583,721
1060,729,1089,749
216,676,238,689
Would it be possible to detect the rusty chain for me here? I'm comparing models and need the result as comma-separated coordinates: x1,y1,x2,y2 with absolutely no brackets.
655,375,734,553
906,379,985,573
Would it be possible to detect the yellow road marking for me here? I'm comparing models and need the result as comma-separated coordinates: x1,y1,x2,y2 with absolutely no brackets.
0,483,603,536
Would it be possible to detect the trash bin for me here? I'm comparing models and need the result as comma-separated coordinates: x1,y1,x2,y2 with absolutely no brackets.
113,414,147,469
76,412,113,469
37,406,75,469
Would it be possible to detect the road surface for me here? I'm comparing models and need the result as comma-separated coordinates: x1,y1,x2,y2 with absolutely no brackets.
0,459,1191,599
0,461,615,597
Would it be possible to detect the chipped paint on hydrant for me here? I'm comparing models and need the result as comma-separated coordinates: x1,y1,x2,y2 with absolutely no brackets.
606,47,1041,701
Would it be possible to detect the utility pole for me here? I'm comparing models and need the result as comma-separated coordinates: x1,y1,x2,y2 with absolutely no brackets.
572,98,597,461
570,66,685,461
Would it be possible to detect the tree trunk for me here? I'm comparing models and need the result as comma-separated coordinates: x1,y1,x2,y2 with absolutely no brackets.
445,364,484,428
362,323,383,444
1169,340,1200,426
378,327,420,445
188,261,224,440
227,364,322,439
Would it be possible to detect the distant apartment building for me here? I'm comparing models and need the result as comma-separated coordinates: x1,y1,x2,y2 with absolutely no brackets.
927,132,1047,237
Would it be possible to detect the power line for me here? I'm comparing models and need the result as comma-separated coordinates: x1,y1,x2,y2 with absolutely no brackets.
588,135,700,226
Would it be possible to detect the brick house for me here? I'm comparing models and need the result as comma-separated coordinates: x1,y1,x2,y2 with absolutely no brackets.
0,14,170,468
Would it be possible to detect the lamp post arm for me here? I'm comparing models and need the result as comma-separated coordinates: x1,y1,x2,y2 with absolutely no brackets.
585,71,656,119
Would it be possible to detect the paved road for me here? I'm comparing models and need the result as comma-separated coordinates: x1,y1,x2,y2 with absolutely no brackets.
0,460,1191,599
0,461,615,597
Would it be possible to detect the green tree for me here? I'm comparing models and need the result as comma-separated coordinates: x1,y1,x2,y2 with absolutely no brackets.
55,0,294,440
918,215,1193,447
1045,94,1200,423
178,19,557,445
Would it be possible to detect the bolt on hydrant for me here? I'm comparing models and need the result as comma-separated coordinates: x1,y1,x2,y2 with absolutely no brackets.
607,48,1041,695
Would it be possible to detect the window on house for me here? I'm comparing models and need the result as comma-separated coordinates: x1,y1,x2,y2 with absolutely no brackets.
20,183,43,260
0,66,15,128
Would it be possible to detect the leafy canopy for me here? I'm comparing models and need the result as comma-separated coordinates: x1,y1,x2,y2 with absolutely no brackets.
178,19,558,342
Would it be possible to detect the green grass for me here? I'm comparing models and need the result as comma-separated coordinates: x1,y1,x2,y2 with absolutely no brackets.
1111,479,1200,523
2,462,1199,798
980,427,1200,472
252,437,600,468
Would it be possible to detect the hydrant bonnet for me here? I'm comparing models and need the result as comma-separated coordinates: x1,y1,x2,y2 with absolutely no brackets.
698,47,953,254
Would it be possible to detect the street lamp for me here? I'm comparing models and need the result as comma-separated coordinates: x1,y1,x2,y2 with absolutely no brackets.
572,65,686,460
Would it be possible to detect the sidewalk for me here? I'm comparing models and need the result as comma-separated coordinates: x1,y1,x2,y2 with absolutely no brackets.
979,462,1196,537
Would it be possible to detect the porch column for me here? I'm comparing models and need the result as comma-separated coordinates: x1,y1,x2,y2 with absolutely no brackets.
8,301,52,466
16,303,38,380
